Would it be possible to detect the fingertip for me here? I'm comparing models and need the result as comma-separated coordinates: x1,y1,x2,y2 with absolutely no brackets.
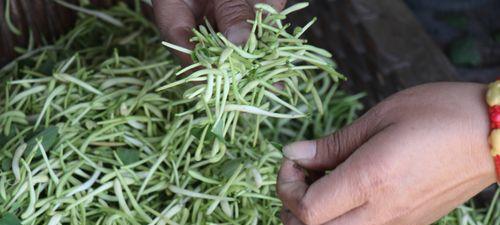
224,21,252,46
277,159,309,213
278,158,305,183
283,140,316,161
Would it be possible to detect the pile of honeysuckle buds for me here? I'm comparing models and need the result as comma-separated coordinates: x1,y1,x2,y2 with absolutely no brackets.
0,2,362,224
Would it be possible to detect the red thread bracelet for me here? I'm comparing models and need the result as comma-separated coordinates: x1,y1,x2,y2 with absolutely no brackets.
486,80,500,183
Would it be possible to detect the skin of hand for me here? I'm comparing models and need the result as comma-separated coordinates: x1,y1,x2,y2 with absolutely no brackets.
152,0,286,65
277,82,498,225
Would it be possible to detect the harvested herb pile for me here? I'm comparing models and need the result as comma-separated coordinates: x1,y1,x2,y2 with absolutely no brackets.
0,2,362,225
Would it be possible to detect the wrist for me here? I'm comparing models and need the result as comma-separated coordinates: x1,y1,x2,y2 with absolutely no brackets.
461,83,497,185
486,81,500,184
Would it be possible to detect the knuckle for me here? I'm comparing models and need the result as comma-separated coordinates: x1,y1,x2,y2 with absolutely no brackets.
274,0,287,10
322,111,380,164
322,127,360,165
364,101,390,126
365,102,385,120
323,133,343,163
216,0,252,23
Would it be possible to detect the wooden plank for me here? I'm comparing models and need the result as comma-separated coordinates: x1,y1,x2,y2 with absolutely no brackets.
352,0,457,84
288,0,458,106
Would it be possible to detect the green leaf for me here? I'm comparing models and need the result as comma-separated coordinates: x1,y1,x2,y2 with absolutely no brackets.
210,120,225,141
24,126,59,156
0,129,17,147
1,159,10,171
116,149,140,165
219,159,243,178
0,213,22,225
0,134,7,148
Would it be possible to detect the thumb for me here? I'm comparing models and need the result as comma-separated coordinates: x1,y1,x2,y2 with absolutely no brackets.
213,0,254,45
283,108,384,171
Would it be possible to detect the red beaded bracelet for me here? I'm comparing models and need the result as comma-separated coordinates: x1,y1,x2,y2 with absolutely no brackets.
486,81,500,183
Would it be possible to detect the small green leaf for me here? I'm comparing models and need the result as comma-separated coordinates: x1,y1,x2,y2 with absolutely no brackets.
219,159,243,178
0,128,17,147
0,213,22,225
0,134,7,147
1,159,10,171
25,126,59,156
116,149,140,165
210,120,224,141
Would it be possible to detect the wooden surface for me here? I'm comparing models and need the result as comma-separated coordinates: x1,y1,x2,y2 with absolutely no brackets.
288,0,458,107
0,0,77,66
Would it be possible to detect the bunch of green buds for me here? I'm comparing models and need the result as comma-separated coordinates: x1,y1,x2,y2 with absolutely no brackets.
0,2,362,225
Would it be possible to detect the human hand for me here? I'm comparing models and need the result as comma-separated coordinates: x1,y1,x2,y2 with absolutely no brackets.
277,82,498,225
152,0,286,64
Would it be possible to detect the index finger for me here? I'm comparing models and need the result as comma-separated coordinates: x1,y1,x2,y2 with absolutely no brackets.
277,159,309,211
153,0,196,65
277,157,369,225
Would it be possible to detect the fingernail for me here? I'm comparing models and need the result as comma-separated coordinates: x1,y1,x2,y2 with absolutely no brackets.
169,26,194,49
225,22,251,46
283,140,316,160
